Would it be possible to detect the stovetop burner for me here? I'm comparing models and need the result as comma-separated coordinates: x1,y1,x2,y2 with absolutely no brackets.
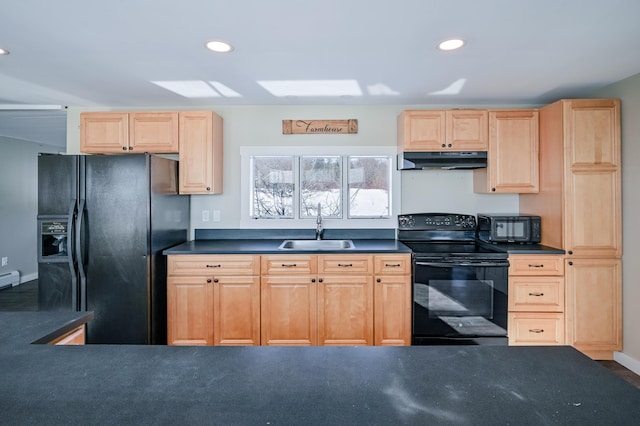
397,213,508,260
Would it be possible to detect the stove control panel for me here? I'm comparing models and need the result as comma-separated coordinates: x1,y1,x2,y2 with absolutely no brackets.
398,213,476,230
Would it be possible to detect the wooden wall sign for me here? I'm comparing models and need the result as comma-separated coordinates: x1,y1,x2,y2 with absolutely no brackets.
282,119,358,135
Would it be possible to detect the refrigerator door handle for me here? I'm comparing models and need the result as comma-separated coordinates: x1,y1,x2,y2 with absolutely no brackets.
76,199,87,311
67,200,79,310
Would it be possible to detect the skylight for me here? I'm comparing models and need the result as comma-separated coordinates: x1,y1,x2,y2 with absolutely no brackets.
257,80,363,97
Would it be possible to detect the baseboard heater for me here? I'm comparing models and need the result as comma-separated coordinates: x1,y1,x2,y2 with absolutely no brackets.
0,270,20,290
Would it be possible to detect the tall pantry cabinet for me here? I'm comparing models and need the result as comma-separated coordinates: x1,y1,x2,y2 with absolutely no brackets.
520,99,622,360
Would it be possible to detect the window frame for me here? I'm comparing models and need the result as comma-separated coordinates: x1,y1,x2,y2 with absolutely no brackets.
241,146,399,229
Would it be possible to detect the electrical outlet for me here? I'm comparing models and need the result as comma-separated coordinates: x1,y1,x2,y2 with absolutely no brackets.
202,210,210,222
1,257,7,267
213,210,221,222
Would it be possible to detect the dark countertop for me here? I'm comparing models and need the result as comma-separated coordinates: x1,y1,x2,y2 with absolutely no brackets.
2,311,640,424
478,241,566,255
164,238,412,255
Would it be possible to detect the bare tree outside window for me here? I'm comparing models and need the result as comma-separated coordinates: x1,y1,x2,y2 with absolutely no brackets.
300,156,342,218
250,156,294,218
249,154,392,220
348,156,391,218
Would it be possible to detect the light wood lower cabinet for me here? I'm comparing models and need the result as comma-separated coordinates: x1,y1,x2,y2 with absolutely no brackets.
374,255,412,346
261,274,318,346
167,255,260,346
261,254,411,346
565,258,622,360
169,253,411,346
167,275,214,345
261,254,374,346
49,325,86,345
318,256,374,346
508,254,565,346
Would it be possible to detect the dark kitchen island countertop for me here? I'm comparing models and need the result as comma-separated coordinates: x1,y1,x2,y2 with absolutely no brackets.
2,311,640,425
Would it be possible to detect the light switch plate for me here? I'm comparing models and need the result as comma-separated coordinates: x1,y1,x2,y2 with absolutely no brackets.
213,210,221,222
202,210,210,222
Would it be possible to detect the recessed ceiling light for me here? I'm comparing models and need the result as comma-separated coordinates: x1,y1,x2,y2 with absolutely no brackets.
0,48,9,55
205,40,233,53
438,39,465,51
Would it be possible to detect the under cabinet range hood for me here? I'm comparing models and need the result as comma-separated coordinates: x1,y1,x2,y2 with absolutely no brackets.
398,151,488,170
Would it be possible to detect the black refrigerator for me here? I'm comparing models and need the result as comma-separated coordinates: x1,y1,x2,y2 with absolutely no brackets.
37,153,190,344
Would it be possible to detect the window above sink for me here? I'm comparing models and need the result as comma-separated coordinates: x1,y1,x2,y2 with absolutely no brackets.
240,146,400,230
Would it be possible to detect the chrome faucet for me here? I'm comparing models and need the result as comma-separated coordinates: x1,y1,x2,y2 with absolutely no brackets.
315,203,323,240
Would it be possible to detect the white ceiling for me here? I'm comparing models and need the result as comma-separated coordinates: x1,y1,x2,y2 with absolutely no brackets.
2,0,640,148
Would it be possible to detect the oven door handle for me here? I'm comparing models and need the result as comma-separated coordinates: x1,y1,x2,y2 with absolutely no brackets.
415,261,509,268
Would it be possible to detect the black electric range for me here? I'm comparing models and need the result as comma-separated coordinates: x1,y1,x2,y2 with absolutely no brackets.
398,213,509,345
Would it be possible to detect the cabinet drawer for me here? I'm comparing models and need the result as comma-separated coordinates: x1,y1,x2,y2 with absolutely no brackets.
509,277,564,312
262,255,318,275
508,313,565,345
374,255,411,275
318,255,372,274
508,255,564,276
168,255,260,276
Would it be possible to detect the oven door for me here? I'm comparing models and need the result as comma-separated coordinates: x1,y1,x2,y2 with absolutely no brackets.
412,259,509,345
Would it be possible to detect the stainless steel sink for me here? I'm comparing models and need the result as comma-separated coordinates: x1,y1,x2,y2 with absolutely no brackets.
278,239,355,251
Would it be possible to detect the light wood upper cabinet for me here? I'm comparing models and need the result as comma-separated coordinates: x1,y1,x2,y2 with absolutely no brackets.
398,110,488,151
80,112,179,154
129,112,179,153
565,169,620,257
80,112,129,153
520,99,621,257
565,100,619,168
179,111,223,194
473,110,539,194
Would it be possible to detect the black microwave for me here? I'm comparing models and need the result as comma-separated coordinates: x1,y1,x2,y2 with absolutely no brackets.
477,214,541,244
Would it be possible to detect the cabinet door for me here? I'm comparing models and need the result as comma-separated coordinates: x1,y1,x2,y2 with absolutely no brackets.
213,276,260,346
317,275,373,346
129,112,179,153
564,99,620,169
565,169,621,257
446,110,488,151
261,276,317,346
475,110,539,193
374,275,412,346
80,112,129,153
179,111,223,194
167,276,214,346
397,110,446,151
565,258,622,359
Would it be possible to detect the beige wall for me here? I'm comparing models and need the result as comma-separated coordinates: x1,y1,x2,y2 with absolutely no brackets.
66,104,524,237
591,73,640,368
